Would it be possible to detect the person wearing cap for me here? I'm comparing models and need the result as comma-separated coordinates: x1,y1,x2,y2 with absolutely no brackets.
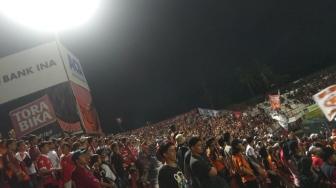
158,141,187,188
36,141,59,188
71,149,101,188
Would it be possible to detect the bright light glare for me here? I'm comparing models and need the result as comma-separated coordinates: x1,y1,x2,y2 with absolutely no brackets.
0,0,100,32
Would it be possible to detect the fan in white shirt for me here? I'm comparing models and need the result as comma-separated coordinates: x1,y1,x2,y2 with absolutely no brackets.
46,141,61,169
16,141,37,175
48,150,61,169
245,137,258,160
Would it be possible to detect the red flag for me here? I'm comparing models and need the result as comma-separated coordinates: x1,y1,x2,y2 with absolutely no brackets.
233,111,242,120
269,94,281,110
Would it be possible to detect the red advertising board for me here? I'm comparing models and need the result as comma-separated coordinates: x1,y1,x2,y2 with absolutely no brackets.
9,95,57,138
58,118,82,133
70,82,101,134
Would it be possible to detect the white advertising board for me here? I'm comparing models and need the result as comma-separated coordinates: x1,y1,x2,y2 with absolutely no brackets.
0,42,68,104
59,44,90,90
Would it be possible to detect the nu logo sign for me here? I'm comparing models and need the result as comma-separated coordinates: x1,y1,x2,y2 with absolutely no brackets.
67,54,86,82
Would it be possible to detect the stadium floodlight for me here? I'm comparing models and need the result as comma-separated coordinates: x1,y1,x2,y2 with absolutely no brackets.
0,0,100,32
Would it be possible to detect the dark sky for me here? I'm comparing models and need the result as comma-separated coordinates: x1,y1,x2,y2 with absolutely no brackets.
1,0,336,133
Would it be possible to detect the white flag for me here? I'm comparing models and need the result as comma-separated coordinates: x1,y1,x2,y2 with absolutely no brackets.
313,85,336,121
270,111,288,130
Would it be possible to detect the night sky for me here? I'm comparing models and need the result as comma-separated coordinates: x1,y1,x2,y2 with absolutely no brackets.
1,0,336,133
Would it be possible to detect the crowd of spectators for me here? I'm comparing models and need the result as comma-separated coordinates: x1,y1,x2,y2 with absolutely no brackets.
1,67,336,188
283,66,336,105
1,109,336,188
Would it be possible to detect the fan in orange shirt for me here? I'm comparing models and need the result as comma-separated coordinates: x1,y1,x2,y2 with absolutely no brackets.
231,139,258,188
205,138,226,175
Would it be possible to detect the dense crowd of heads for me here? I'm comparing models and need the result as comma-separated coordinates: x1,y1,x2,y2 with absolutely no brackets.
283,66,336,105
1,67,336,188
1,112,336,188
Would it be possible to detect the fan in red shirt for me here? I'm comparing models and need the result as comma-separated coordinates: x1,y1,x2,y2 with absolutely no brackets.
36,141,59,188
60,143,75,188
120,138,136,168
120,138,138,188
311,147,324,169
4,139,30,188
71,149,101,188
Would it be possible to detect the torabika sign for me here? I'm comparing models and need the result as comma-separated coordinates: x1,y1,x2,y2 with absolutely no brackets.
9,95,57,138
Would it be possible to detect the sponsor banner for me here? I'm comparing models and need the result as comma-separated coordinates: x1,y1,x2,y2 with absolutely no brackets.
313,85,336,121
0,42,68,104
70,82,101,134
58,118,82,134
269,95,281,110
9,95,57,138
0,82,82,137
198,108,219,117
59,44,89,90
